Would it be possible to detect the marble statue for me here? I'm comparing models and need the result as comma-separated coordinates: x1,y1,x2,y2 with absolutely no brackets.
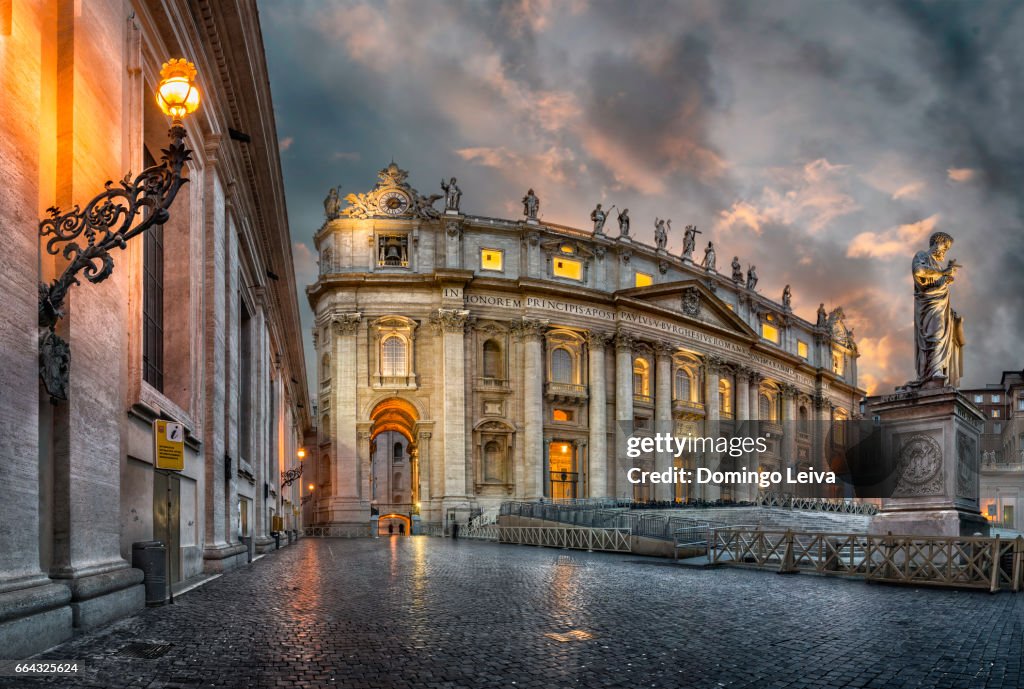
731,257,743,283
591,203,608,234
654,218,668,250
816,303,827,327
782,284,792,309
441,177,462,212
324,186,341,220
617,208,630,237
702,241,716,271
682,225,701,260
912,231,963,388
523,188,539,220
746,265,758,290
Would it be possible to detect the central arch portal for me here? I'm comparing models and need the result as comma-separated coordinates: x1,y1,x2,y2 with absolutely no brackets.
368,398,420,532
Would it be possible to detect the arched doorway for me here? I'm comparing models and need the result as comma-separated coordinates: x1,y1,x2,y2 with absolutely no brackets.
368,398,420,525
378,513,411,536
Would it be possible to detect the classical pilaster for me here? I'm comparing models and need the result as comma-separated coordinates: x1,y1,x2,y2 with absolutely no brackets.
517,318,546,499
331,313,363,523
435,309,470,505
614,329,635,498
781,383,798,478
734,366,753,501
813,394,833,476
748,372,762,426
654,343,674,501
585,331,611,498
702,356,723,500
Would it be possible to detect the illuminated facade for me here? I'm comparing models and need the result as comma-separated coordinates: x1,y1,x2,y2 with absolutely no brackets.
307,164,864,533
964,371,1024,530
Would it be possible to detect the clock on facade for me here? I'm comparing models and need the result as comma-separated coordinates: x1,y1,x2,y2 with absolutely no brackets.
378,190,410,216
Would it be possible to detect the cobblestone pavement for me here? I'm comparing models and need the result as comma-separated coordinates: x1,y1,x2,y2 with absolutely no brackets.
5,537,1023,689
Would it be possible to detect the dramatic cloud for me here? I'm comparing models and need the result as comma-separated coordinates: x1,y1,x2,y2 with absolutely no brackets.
260,0,1024,394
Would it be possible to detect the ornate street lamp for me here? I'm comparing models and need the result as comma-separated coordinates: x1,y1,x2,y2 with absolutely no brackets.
38,59,201,401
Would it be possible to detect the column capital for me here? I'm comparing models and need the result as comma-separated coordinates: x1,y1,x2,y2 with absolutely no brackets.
433,308,471,333
511,317,547,341
584,330,613,349
703,354,727,373
654,342,674,359
332,312,362,335
614,328,634,352
813,394,833,411
419,431,432,440
748,370,764,385
734,365,754,382
780,383,799,399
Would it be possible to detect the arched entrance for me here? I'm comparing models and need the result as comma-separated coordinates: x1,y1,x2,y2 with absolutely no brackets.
368,398,420,527
378,513,411,536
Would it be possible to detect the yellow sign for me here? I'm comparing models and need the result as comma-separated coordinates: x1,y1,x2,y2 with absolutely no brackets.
154,420,185,471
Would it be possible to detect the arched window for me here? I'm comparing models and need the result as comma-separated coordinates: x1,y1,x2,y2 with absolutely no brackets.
759,393,772,421
674,368,692,401
799,405,809,433
321,353,331,381
719,378,732,415
551,348,573,384
633,358,650,397
483,339,503,378
393,441,403,463
381,335,407,376
484,441,503,482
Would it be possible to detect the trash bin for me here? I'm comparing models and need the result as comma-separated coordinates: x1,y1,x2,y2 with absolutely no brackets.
131,540,167,606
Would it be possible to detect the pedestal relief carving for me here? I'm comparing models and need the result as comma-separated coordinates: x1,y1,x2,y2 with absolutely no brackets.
956,432,978,499
892,433,944,497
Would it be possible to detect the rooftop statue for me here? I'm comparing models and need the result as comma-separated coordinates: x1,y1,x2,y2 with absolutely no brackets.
746,265,758,290
682,225,701,260
912,231,963,388
701,241,716,272
654,218,668,250
591,203,609,234
731,256,743,283
782,284,792,310
523,188,539,220
617,208,630,237
816,303,828,327
441,177,462,212
324,186,342,220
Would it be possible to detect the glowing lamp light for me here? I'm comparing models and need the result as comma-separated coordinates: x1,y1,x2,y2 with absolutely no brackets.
296,448,306,460
307,483,315,492
561,444,569,453
156,58,201,121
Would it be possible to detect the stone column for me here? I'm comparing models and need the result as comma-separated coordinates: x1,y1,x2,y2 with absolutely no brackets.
614,330,635,499
702,356,723,501
781,384,798,477
813,394,832,479
654,344,674,501
734,367,752,501
586,331,610,498
417,430,432,514
331,313,362,524
437,309,470,508
519,319,546,499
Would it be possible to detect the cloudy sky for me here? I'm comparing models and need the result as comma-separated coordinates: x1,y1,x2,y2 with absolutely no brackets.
259,0,1024,395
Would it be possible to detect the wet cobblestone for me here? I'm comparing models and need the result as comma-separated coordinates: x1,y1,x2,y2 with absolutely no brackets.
5,537,1023,688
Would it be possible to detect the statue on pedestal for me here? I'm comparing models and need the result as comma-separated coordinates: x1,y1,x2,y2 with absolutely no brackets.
522,189,539,220
746,265,758,290
701,241,716,271
324,186,342,220
731,257,743,283
782,284,792,310
617,208,630,237
441,177,462,212
682,225,701,260
816,303,827,327
591,203,608,234
654,218,668,250
912,231,963,388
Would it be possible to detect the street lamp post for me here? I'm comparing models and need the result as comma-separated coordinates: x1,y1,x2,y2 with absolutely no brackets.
38,58,201,402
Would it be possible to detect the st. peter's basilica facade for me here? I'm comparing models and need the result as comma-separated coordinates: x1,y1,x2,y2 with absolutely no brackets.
307,164,863,534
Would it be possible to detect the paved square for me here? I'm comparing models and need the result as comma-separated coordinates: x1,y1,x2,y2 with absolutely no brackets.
6,538,1023,688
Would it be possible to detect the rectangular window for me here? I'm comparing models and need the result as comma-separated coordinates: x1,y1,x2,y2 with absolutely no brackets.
975,395,984,403
634,272,652,287
992,409,1000,418
552,409,574,422
797,340,809,359
761,323,779,343
992,394,1001,403
480,248,503,272
553,257,582,281
142,149,164,391
994,423,1002,434
633,416,651,430
1018,398,1024,411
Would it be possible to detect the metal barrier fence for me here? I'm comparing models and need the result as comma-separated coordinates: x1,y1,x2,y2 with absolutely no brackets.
754,492,879,515
500,501,724,542
712,528,1024,592
495,526,631,553
303,525,371,538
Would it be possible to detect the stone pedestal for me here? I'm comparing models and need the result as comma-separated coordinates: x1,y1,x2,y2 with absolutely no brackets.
866,387,987,537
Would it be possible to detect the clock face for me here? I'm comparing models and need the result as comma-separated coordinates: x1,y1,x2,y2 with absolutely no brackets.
378,190,410,216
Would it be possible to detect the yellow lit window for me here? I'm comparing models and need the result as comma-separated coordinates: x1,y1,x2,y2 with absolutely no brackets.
552,409,573,422
560,244,574,254
797,340,809,359
480,248,503,272
553,257,582,281
761,323,780,343
634,272,653,287
832,351,845,375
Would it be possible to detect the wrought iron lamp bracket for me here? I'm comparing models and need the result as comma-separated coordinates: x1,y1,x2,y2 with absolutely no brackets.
37,124,192,402
281,465,303,489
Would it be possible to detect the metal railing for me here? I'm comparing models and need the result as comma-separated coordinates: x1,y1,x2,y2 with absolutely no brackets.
495,526,631,552
499,501,724,542
712,528,1024,592
755,492,879,515
304,525,371,538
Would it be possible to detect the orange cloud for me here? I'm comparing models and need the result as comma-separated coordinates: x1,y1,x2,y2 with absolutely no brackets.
847,214,940,259
947,167,975,182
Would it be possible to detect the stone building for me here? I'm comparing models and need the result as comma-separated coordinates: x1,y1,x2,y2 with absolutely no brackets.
0,1,309,657
307,164,863,535
963,371,1024,530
